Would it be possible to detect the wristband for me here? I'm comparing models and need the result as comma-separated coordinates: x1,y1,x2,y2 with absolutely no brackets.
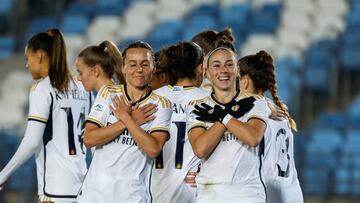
222,114,233,126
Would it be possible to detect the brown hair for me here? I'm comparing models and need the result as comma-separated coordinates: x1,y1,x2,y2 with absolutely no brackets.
78,40,124,83
238,50,297,131
157,41,203,83
27,28,71,92
191,27,235,55
122,40,154,64
154,50,176,85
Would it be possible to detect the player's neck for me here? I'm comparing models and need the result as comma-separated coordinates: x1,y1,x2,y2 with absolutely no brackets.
125,84,150,102
176,78,195,87
242,88,264,96
95,78,114,91
39,64,49,78
213,89,237,104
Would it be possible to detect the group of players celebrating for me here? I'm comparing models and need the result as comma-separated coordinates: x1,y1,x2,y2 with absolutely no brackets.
0,27,303,203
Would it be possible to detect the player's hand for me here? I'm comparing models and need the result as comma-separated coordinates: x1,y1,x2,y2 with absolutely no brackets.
110,95,132,121
184,172,197,188
193,103,228,123
268,102,286,120
131,103,157,125
225,96,255,118
0,184,4,191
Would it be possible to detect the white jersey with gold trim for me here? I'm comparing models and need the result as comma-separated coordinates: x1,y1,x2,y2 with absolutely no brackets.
77,84,172,203
263,118,303,203
186,93,271,202
200,78,213,93
29,77,91,202
152,85,210,203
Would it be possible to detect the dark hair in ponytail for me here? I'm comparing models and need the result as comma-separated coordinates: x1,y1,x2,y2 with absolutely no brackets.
158,41,203,82
191,27,235,55
27,28,71,92
238,50,297,131
78,40,124,83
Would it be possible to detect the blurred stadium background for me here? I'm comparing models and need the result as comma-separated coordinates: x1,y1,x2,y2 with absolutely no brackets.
0,0,360,202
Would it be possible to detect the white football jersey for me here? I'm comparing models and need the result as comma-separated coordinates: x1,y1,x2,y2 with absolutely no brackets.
186,93,271,202
28,77,91,202
263,118,303,203
77,84,172,203
152,85,210,203
200,78,212,92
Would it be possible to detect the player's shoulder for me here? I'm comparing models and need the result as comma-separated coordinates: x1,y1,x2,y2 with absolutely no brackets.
238,93,269,108
30,77,51,93
237,92,264,101
188,95,211,107
190,87,211,98
97,84,122,99
151,91,172,109
269,117,291,129
153,85,171,97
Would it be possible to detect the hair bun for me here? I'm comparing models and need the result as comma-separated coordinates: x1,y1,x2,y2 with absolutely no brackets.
256,50,273,66
218,28,234,43
215,39,236,52
98,41,107,52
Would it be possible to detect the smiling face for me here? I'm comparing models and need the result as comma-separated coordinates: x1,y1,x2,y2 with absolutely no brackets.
122,48,154,90
206,49,238,92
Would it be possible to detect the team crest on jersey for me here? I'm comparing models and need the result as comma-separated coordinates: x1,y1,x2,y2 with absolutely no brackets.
173,86,182,91
231,104,240,112
94,104,104,112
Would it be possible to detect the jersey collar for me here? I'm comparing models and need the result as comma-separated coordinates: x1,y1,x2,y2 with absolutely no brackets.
210,90,240,106
123,83,153,106
168,85,195,91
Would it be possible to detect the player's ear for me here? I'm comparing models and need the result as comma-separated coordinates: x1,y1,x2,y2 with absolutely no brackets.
242,75,250,90
121,63,126,75
93,64,102,77
37,50,45,64
205,66,211,80
196,64,203,76
159,72,168,84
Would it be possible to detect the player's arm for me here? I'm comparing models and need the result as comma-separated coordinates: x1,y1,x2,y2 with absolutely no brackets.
121,115,168,158
267,100,286,120
84,101,157,149
188,123,226,159
83,121,127,148
111,95,170,158
225,118,266,147
83,87,128,148
186,101,226,159
0,121,45,187
0,82,51,188
225,99,270,147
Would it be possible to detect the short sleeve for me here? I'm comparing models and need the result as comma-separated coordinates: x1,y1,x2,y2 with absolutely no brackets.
186,100,207,133
246,97,271,124
28,82,51,123
149,97,172,134
85,87,111,128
